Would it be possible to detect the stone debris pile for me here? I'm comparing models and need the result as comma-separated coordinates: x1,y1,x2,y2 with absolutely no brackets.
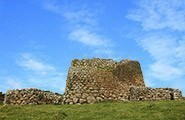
4,88,63,105
129,86,182,101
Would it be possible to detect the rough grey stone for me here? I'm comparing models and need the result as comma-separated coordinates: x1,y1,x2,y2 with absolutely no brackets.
87,96,96,103
4,88,63,105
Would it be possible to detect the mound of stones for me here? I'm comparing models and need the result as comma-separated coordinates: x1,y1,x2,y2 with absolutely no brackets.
129,86,182,101
4,88,63,105
0,92,4,103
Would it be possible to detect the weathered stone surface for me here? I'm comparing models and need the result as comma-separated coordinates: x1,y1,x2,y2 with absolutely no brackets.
79,98,86,104
62,58,183,104
4,88,63,105
96,97,103,102
87,96,96,103
65,98,72,104
129,86,182,101
82,93,88,99
3,58,183,105
72,97,79,103
63,58,145,104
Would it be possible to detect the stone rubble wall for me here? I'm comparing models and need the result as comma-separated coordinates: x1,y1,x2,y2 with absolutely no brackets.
129,86,182,101
4,88,63,105
0,92,4,103
63,58,145,104
2,58,183,105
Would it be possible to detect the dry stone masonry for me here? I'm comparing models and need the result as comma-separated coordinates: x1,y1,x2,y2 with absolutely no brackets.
63,58,145,104
62,58,182,104
3,58,183,105
4,88,62,105
129,86,182,101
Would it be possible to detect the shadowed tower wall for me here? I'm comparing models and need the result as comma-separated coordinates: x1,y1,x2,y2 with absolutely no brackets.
63,58,145,104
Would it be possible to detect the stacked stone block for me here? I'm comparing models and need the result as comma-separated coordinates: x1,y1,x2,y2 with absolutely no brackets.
63,58,145,104
4,88,63,105
3,58,183,105
129,86,182,101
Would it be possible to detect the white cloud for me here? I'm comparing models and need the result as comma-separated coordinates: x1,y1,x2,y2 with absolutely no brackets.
6,78,23,89
0,77,23,92
26,72,66,93
63,10,97,26
127,0,185,88
138,34,178,63
176,38,185,63
16,53,55,75
41,0,114,57
127,0,185,31
137,32,185,81
13,52,67,93
150,62,182,80
69,28,109,47
41,0,62,14
42,0,98,26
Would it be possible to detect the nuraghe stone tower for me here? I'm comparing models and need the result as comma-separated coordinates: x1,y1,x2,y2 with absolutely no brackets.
63,58,182,104
63,58,146,104
3,58,183,105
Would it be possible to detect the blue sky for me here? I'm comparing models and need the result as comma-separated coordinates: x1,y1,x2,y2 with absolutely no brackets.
0,0,184,95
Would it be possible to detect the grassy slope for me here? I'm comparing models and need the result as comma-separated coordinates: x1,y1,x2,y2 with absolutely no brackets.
0,100,185,120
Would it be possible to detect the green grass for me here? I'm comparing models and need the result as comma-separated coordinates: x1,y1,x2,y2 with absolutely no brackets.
0,101,3,105
0,100,185,120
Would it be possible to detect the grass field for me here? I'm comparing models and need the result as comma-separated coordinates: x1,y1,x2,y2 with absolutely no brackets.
0,100,185,120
